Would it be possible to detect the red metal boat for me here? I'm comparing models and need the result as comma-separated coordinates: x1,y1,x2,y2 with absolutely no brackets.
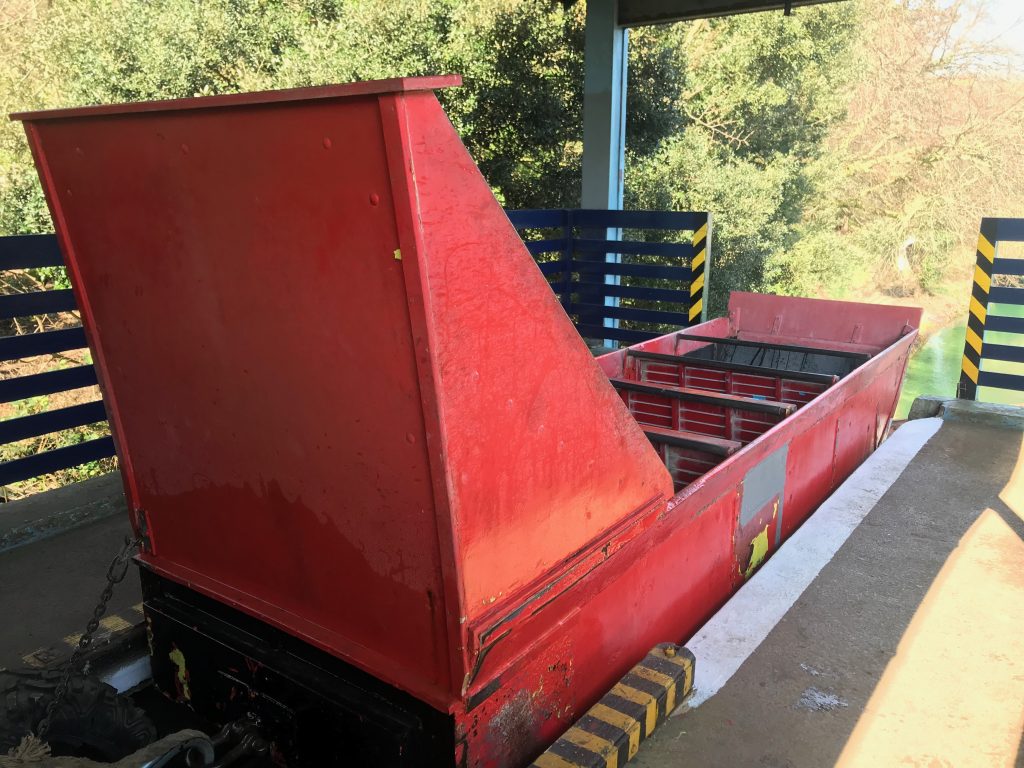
13,76,920,767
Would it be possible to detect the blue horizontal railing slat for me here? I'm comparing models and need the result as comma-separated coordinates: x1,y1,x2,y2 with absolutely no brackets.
538,261,568,276
0,327,88,362
988,286,1024,305
985,314,1024,334
991,258,1024,277
505,209,568,229
573,238,694,259
993,218,1024,243
573,302,689,325
0,436,116,487
0,289,77,320
524,238,568,255
572,209,706,231
574,282,687,303
980,343,1024,364
0,401,108,444
574,323,657,343
0,234,64,270
572,260,690,280
0,365,98,404
978,370,1024,392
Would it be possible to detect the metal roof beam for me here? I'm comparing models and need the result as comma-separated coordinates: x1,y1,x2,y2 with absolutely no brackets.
618,0,845,27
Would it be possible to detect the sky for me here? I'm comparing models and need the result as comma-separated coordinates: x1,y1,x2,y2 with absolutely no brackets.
976,0,1024,56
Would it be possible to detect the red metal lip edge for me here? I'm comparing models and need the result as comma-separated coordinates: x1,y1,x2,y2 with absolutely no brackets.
10,75,463,122
461,491,668,693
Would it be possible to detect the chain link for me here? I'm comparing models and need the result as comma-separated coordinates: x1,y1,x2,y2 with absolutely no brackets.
36,534,141,740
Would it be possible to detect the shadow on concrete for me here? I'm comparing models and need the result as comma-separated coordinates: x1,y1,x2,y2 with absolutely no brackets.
0,474,136,670
634,421,1024,768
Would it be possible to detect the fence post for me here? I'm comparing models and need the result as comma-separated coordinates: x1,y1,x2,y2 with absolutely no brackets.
689,214,710,325
958,218,997,400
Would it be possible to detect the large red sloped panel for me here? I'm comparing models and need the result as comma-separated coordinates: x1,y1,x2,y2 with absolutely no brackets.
385,92,673,621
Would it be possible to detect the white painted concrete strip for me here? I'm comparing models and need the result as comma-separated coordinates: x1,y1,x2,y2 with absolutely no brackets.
681,417,944,711
102,653,152,693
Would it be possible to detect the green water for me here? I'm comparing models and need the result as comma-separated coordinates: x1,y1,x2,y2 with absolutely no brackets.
895,302,1024,419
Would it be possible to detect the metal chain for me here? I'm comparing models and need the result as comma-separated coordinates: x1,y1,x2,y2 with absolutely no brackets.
36,534,142,739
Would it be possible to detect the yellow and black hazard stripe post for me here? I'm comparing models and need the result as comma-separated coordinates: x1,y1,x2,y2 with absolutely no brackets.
530,644,695,768
688,216,711,326
958,219,997,400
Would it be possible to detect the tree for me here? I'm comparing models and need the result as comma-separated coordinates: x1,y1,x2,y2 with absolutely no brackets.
627,3,858,313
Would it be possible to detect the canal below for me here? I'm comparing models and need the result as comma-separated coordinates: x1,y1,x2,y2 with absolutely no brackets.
895,302,1024,418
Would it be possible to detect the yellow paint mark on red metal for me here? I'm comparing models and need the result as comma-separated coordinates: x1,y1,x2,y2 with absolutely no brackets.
745,524,771,578
168,647,192,701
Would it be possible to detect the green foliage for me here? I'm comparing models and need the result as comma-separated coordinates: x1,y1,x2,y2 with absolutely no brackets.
1,0,1000,317
626,4,858,314
0,0,686,216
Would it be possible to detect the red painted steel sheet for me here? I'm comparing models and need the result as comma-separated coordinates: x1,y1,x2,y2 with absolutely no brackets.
15,77,670,710
16,79,921,768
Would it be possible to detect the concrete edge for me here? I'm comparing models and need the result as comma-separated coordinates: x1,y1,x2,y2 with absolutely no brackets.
530,644,695,768
0,472,126,554
908,394,1024,430
681,416,944,710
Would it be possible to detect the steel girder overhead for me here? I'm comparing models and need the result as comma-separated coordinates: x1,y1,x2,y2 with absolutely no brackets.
618,0,846,27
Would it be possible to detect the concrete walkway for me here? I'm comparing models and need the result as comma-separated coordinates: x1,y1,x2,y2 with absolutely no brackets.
636,417,1024,768
0,475,138,671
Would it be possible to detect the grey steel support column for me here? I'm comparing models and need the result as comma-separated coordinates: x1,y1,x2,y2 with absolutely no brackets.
581,0,628,347
581,0,628,210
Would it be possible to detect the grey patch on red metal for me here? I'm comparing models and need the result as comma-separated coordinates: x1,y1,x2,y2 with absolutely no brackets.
739,443,788,533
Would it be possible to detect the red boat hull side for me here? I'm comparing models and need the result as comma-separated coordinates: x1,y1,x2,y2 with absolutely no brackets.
456,324,915,766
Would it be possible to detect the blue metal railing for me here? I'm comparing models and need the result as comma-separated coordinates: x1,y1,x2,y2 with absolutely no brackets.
506,209,711,344
0,235,114,488
958,217,1024,400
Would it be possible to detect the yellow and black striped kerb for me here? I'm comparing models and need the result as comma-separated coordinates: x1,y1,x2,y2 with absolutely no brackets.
958,220,997,400
530,644,695,768
688,218,710,325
